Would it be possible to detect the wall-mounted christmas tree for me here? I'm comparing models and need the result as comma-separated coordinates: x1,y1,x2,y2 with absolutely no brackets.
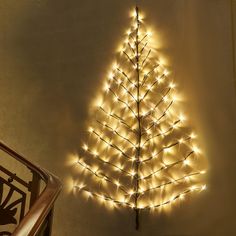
72,5,207,230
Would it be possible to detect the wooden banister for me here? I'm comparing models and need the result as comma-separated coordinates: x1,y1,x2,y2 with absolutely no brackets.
0,141,62,236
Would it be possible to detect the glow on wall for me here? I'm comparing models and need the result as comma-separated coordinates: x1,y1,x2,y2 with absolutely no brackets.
70,6,207,230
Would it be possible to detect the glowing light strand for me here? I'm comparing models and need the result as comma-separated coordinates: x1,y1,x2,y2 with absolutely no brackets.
83,147,135,178
74,6,207,230
141,64,160,86
142,136,192,163
140,74,166,102
128,42,136,55
144,110,171,134
76,158,129,194
99,106,135,133
91,130,132,160
96,120,136,147
123,50,136,66
145,100,171,119
142,186,206,210
73,184,206,210
116,68,137,88
142,119,181,146
108,88,137,118
74,186,132,207
139,34,148,45
140,42,148,55
112,76,137,102
140,171,205,194
140,49,151,69
139,151,195,180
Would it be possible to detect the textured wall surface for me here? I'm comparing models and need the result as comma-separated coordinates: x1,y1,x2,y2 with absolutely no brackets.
0,0,235,235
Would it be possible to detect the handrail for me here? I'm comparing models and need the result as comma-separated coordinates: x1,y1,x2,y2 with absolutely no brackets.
0,140,62,236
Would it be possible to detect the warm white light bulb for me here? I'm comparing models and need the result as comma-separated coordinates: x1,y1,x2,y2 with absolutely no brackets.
192,145,200,154
169,82,175,89
92,150,98,156
88,127,94,133
131,10,136,18
129,190,134,195
179,113,186,122
190,132,197,139
104,83,110,91
147,30,152,36
183,159,190,165
112,63,118,70
83,144,88,151
172,123,178,129
163,70,169,76
202,185,207,190
179,138,184,144
126,29,131,35
108,72,114,80
190,186,197,191
163,96,169,103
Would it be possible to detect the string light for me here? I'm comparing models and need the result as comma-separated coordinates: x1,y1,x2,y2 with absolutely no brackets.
169,82,175,89
179,113,186,122
72,6,207,230
192,145,201,154
147,30,152,36
183,159,190,165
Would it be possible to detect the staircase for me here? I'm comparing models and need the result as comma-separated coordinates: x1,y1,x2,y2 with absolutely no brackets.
0,141,61,236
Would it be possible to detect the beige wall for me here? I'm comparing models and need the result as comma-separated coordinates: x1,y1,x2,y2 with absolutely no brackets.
0,0,235,235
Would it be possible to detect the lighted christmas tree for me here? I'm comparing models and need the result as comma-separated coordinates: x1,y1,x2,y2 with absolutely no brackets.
72,6,207,230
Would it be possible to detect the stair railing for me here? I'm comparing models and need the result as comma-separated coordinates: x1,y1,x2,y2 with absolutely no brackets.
0,141,62,236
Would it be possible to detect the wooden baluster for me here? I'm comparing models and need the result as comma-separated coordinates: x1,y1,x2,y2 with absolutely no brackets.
44,208,54,236
29,171,41,208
